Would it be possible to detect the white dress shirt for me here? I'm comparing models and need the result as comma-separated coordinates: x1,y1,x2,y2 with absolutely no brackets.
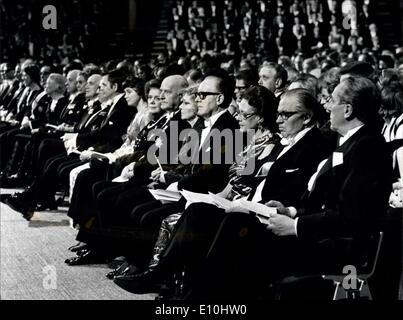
199,109,227,149
50,96,63,112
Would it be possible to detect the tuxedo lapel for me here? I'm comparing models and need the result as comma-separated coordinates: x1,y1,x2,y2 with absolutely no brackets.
198,111,235,152
308,126,369,198
100,96,123,127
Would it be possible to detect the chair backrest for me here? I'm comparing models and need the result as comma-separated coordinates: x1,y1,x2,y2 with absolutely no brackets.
359,231,383,279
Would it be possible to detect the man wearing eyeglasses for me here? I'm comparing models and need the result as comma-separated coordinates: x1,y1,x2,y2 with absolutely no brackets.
176,68,240,193
111,69,240,293
195,76,393,299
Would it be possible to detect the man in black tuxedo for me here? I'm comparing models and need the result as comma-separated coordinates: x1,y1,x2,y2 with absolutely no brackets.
186,76,393,299
54,69,87,131
112,88,330,295
16,70,86,177
95,70,239,228
0,73,68,185
64,75,189,256
4,70,135,218
73,69,135,153
66,70,239,267
32,73,103,174
73,75,190,228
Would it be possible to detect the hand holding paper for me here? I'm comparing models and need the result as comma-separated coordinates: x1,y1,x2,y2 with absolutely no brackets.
265,200,292,217
266,213,296,236
180,190,277,222
80,150,93,161
61,133,77,141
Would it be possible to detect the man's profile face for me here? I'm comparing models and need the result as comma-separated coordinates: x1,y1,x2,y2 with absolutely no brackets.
85,75,100,99
98,76,116,101
66,71,78,94
326,83,348,134
258,67,277,93
159,77,181,111
40,66,51,87
235,79,247,103
76,75,87,94
276,94,306,139
195,77,221,119
45,77,58,95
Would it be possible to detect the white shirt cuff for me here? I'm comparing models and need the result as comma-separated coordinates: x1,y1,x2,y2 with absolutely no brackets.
287,206,298,218
294,217,299,237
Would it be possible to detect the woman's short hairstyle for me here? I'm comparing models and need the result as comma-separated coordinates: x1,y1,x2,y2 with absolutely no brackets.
319,67,341,94
381,84,403,113
23,64,40,85
182,84,199,96
48,73,66,93
144,79,162,96
379,68,401,89
242,85,279,132
123,76,146,101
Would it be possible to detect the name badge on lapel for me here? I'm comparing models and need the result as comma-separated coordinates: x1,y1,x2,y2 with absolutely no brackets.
332,152,343,167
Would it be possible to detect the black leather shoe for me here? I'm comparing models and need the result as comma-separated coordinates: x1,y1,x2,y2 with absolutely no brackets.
64,250,105,266
36,200,58,211
0,194,13,203
68,242,88,252
106,262,141,280
22,211,34,221
113,268,165,294
5,196,34,219
0,177,26,188
155,283,176,300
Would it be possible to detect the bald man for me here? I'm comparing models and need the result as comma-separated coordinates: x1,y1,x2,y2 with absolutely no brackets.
159,75,188,113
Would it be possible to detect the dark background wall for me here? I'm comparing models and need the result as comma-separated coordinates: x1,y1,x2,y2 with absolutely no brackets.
0,0,402,63
0,0,164,62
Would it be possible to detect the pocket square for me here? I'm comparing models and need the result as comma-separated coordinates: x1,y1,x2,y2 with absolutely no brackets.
332,152,343,167
109,121,114,125
285,168,299,173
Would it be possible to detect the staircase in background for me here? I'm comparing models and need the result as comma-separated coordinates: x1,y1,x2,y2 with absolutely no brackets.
373,0,402,48
149,0,175,59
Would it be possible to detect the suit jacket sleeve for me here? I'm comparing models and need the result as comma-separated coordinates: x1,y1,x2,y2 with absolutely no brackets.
297,135,393,241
